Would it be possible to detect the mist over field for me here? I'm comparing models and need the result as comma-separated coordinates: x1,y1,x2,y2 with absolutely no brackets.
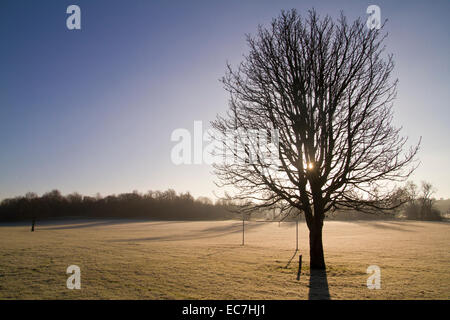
0,219,448,299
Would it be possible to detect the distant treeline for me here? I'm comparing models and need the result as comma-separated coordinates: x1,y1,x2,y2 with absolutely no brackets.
1,185,447,222
0,189,235,222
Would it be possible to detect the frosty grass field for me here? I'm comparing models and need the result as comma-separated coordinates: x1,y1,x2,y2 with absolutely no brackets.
0,219,448,299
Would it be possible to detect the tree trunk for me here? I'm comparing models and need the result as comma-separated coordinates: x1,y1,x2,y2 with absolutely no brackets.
309,222,326,270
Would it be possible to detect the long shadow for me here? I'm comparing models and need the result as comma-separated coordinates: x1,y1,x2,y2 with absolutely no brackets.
361,222,415,232
37,219,184,230
285,249,298,268
0,219,126,229
308,269,330,300
40,219,141,230
377,221,425,227
109,221,265,242
346,220,416,232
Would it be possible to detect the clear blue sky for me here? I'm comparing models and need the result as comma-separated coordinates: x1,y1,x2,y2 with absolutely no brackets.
1,0,449,200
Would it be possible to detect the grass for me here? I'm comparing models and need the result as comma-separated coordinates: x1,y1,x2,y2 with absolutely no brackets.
0,219,448,299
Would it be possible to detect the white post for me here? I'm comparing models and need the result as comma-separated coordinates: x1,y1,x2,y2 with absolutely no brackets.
242,212,245,246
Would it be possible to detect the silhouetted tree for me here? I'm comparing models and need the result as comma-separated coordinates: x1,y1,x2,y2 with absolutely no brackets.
212,9,419,269
0,189,232,221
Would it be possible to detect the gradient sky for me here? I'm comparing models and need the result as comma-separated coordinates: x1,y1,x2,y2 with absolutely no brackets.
1,0,449,200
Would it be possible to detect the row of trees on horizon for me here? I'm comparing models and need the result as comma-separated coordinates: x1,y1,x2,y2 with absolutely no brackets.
0,181,446,222
0,189,235,222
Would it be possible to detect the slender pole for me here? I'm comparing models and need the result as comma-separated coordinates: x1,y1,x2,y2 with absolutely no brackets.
242,212,244,246
296,218,298,251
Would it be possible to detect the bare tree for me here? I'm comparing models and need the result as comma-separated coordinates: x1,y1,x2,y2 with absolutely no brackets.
212,9,419,269
418,181,435,219
404,181,441,220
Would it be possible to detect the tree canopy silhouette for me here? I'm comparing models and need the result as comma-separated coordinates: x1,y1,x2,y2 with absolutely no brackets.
212,9,420,269
0,189,232,222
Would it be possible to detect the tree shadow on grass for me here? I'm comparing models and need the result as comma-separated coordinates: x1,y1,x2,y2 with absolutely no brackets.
109,221,265,242
308,269,330,300
346,221,417,232
38,219,184,230
40,220,131,230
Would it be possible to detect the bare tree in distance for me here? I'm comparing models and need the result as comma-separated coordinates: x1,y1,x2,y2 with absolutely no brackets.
212,9,420,270
404,181,441,221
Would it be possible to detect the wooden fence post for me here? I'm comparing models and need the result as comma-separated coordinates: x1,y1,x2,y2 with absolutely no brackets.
297,254,302,280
